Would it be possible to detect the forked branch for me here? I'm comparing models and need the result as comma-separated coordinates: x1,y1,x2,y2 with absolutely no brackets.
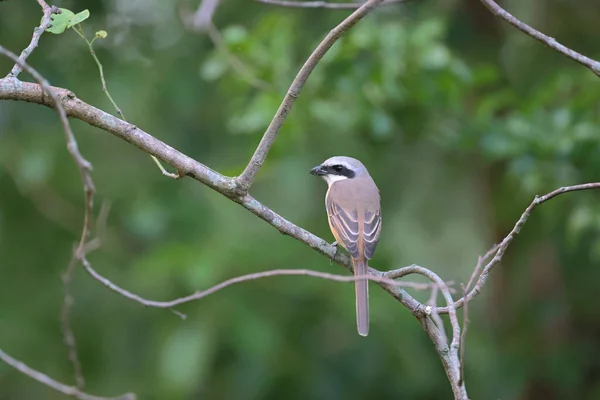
235,0,386,191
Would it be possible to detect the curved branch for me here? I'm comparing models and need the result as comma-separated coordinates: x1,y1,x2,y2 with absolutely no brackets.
0,78,429,315
0,348,135,400
3,78,600,398
386,265,460,352
81,259,435,316
385,264,466,398
436,182,600,314
480,0,600,76
254,0,410,9
235,0,386,191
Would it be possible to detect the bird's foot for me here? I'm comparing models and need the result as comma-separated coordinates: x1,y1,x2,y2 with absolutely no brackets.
329,241,338,266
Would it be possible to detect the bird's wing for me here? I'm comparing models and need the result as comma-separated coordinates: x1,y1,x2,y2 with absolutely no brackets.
326,196,361,259
363,208,381,260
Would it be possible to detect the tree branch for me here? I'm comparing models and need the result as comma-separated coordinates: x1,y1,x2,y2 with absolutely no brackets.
235,0,386,191
0,78,413,305
0,348,135,400
253,0,409,9
5,0,57,78
479,0,600,77
60,201,111,390
385,264,467,399
0,50,96,258
0,43,100,400
3,2,599,398
80,261,441,319
4,76,600,398
436,182,600,315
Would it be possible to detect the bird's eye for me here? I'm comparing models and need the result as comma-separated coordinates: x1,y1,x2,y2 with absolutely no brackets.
333,165,343,173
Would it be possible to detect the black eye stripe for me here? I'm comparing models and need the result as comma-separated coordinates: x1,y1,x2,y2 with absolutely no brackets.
326,164,355,178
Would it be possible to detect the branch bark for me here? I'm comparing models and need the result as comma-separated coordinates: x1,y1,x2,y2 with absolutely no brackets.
479,0,600,77
0,348,135,400
4,76,600,398
5,0,56,78
253,0,410,9
235,0,386,191
385,265,467,399
81,262,449,316
3,2,600,398
435,182,600,315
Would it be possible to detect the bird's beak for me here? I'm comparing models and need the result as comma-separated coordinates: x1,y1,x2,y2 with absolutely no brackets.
310,165,327,176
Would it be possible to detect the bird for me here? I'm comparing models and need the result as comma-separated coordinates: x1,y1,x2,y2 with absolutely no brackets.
310,156,382,337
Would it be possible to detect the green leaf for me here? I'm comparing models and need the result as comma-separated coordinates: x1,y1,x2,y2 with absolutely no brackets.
67,9,90,28
45,8,75,34
95,30,107,39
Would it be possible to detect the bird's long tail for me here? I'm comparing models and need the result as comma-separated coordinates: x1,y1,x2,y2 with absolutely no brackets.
353,258,369,337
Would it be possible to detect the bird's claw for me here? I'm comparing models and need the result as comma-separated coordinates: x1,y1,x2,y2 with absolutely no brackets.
330,241,338,265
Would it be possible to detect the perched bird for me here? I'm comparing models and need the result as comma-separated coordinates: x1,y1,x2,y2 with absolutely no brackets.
310,156,382,337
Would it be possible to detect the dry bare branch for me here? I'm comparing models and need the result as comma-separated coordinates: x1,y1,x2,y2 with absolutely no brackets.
426,287,448,344
5,0,57,78
61,256,86,389
385,264,467,398
480,0,600,76
254,0,409,9
4,75,600,399
235,0,386,191
0,79,424,310
80,262,443,319
458,244,497,385
60,202,111,390
0,48,96,255
0,43,103,400
0,348,135,400
4,3,600,397
436,182,600,315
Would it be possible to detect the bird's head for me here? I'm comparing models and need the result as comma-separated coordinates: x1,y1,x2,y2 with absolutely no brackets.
309,156,368,186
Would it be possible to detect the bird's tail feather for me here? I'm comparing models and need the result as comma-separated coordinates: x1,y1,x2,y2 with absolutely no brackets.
353,258,369,337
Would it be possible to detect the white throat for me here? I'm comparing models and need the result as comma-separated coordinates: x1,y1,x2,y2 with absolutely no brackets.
323,175,348,186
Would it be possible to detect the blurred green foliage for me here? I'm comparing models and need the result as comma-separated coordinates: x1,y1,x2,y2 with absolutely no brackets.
2,0,600,399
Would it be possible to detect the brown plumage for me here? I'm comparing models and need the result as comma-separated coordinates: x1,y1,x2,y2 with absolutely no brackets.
310,156,382,337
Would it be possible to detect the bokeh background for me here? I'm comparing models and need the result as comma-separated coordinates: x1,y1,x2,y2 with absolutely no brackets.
2,0,600,399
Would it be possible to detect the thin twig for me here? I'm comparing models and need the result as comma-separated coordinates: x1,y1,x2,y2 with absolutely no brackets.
4,79,600,333
0,48,96,246
254,0,410,9
235,0,386,192
436,182,600,315
426,286,448,344
385,265,460,351
0,348,135,400
0,44,103,398
5,0,56,78
60,202,111,390
385,264,466,398
458,244,497,385
70,25,179,179
193,0,221,30
61,256,85,389
80,262,447,319
480,0,600,77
